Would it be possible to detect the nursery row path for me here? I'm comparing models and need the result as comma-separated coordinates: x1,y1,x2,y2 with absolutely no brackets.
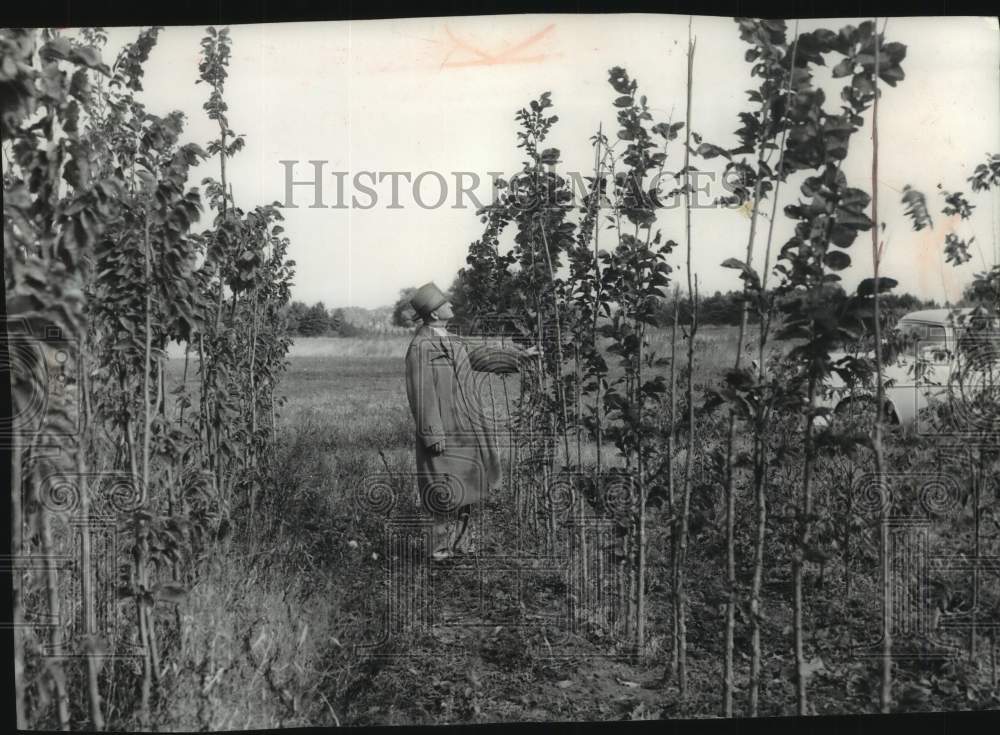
337,529,685,724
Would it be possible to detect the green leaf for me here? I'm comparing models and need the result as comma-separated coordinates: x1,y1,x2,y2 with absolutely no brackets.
878,64,905,86
823,251,851,271
852,73,874,98
832,57,855,78
829,223,858,247
901,185,934,231
696,143,732,160
857,277,898,297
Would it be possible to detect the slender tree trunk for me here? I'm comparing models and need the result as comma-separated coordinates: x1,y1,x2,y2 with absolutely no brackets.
720,148,766,719
270,392,277,451
502,375,519,532
166,464,183,636
992,633,998,694
574,345,582,469
844,466,853,602
630,151,672,662
748,431,769,717
619,546,629,639
538,222,572,470
623,364,636,643
592,126,605,493
248,287,261,522
571,344,588,598
971,460,981,661
198,333,208,452
794,373,817,716
520,376,533,537
674,21,697,698
79,368,105,730
748,23,799,710
81,480,105,731
218,120,229,218
870,21,893,713
210,128,229,508
12,434,27,729
668,289,679,513
137,538,152,728
636,324,646,655
139,210,154,726
38,503,70,729
528,243,556,551
179,342,190,427
667,286,680,682
157,358,166,417
748,373,772,720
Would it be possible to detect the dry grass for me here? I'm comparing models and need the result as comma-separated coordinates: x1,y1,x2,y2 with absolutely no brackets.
286,336,412,359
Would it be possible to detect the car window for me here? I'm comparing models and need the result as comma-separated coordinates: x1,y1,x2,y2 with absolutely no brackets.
927,325,949,344
898,320,949,346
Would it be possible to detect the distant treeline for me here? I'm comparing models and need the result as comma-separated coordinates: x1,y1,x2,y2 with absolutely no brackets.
658,286,943,326
282,301,407,337
288,287,948,338
395,282,944,331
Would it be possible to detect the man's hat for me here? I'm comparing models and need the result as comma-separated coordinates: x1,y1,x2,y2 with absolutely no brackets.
410,282,449,318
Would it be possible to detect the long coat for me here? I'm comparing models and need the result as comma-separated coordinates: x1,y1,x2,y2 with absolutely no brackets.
405,323,525,514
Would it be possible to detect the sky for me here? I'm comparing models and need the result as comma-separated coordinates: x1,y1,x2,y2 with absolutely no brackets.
94,14,1000,309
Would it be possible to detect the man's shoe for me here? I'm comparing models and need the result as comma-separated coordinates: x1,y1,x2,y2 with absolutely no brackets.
431,549,454,562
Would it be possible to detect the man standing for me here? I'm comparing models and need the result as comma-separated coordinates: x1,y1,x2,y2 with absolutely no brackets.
404,282,538,561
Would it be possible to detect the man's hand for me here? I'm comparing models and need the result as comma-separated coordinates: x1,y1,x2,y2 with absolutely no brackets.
522,344,542,358
428,439,446,455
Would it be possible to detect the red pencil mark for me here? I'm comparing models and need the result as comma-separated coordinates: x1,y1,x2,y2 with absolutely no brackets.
435,23,556,68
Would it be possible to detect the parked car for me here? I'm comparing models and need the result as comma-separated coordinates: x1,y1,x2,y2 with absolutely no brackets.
820,308,1000,428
